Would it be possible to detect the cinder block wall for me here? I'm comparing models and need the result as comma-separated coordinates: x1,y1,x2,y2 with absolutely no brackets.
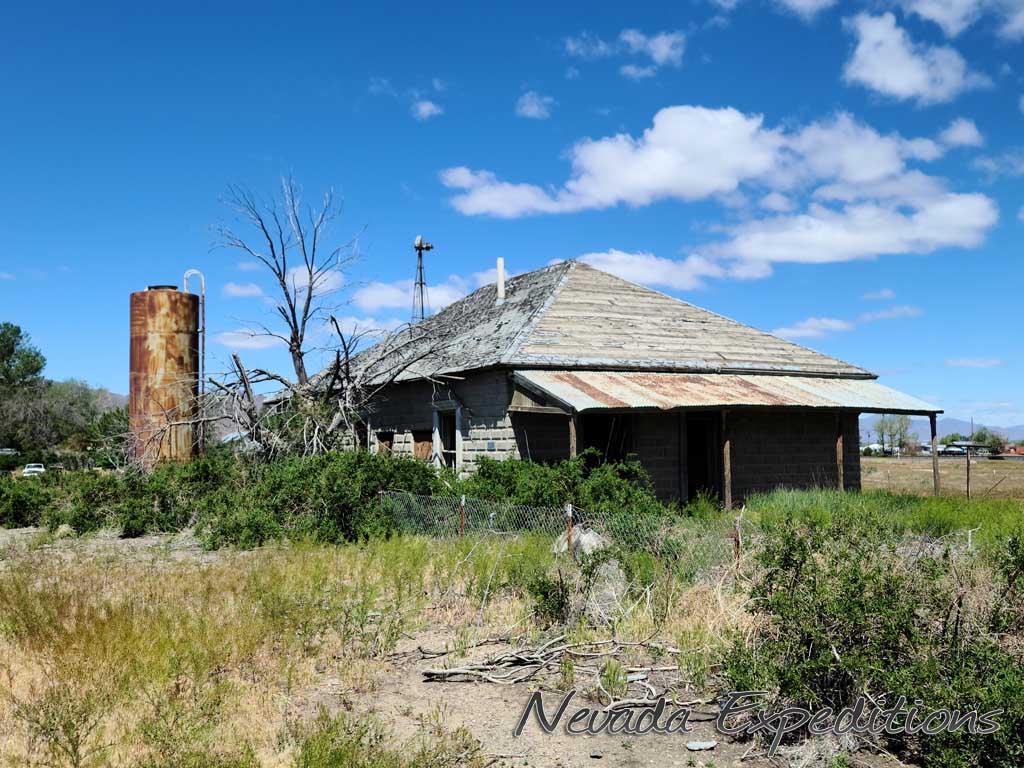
728,410,860,498
366,370,520,470
632,412,682,500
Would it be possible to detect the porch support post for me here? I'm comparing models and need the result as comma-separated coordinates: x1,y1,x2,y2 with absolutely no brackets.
930,413,940,497
836,413,845,492
722,410,733,511
568,412,578,458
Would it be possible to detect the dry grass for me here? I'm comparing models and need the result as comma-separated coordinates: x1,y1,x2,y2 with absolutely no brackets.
0,532,749,767
862,456,1024,499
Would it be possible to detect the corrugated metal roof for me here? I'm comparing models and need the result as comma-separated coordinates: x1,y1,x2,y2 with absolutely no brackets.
514,370,941,414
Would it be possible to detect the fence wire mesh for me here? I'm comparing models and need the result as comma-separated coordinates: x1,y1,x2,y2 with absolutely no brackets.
380,490,743,571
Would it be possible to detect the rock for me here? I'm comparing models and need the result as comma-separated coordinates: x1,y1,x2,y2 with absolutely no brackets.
685,740,717,751
552,525,610,561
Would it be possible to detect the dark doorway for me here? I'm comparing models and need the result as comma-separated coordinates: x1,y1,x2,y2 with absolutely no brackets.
438,410,457,467
580,413,634,462
686,414,719,502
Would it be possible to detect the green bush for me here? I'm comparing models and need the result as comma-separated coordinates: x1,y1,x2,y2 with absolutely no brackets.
194,451,439,548
0,476,51,527
725,506,1024,767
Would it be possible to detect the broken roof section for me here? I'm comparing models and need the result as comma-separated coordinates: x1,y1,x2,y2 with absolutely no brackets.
374,260,872,382
514,370,941,415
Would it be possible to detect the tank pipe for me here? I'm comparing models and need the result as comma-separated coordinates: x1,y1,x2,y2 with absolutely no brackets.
183,269,206,451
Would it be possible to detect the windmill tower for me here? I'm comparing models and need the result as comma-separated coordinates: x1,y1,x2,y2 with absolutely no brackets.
412,235,434,322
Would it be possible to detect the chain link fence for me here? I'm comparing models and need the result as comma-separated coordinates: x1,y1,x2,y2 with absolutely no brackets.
379,490,743,575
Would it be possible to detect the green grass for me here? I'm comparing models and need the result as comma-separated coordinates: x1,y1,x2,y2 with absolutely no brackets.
745,488,1024,548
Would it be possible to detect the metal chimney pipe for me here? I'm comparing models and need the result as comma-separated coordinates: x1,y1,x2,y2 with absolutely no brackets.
496,257,505,306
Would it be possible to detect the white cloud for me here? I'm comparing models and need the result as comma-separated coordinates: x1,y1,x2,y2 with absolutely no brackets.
774,0,837,19
223,282,264,298
329,315,405,337
565,28,684,79
515,91,555,119
945,357,1004,368
775,303,923,339
938,117,984,147
619,29,685,67
858,304,924,321
573,249,725,290
774,317,854,338
367,76,396,96
284,267,344,296
900,0,1024,39
759,192,795,212
351,270,497,315
862,288,896,300
442,106,782,217
712,194,997,268
1018,205,1024,222
0,272,14,280
212,330,284,350
901,0,987,35
237,261,262,272
1019,94,1024,113
431,78,445,92
620,64,658,80
411,100,443,120
442,104,998,282
842,13,991,105
564,32,615,59
973,148,1024,176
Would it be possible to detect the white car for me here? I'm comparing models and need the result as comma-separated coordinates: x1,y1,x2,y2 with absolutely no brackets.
21,463,45,477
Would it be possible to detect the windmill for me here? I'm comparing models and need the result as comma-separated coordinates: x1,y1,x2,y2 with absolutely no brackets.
412,235,434,322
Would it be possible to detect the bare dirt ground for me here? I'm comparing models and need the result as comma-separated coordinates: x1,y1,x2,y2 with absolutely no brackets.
0,527,909,768
861,456,1024,499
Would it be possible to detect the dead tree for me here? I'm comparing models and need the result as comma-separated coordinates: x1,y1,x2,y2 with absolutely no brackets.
204,318,447,458
215,176,356,386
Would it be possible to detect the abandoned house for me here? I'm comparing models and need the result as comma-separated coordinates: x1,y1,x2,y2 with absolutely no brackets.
353,260,942,506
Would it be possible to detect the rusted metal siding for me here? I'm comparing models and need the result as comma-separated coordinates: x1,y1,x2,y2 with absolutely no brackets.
514,370,941,415
129,287,199,466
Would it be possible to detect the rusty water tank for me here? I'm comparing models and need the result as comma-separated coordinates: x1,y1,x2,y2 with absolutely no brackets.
129,285,200,466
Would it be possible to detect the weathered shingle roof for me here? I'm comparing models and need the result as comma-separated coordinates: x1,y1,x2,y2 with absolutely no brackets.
361,260,873,382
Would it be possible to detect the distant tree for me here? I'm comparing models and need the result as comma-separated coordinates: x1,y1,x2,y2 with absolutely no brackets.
2,379,99,451
892,414,914,452
873,415,891,452
971,426,1007,453
941,432,967,444
0,322,45,391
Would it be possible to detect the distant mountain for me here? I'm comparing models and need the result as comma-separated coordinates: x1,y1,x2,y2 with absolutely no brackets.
858,415,1024,442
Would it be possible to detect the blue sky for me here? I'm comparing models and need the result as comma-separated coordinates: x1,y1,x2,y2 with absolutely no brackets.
1,1,1021,425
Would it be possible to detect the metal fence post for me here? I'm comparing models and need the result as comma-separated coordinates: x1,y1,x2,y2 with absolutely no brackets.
565,503,574,558
459,494,466,538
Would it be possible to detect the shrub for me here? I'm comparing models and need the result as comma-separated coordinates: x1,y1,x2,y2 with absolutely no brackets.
526,572,570,626
0,476,51,527
194,451,439,548
725,506,1024,767
291,708,483,768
